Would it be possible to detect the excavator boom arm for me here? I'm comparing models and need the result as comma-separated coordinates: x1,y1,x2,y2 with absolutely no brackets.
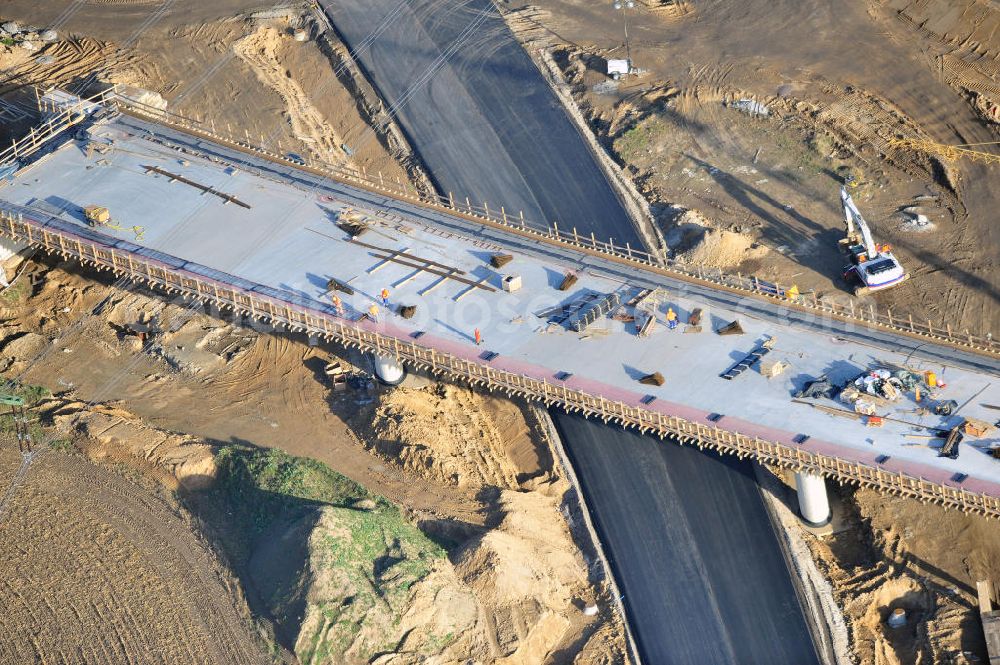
840,187,877,257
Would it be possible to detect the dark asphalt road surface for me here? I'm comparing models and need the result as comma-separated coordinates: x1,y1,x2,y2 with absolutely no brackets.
316,2,820,662
319,0,641,246
553,412,819,665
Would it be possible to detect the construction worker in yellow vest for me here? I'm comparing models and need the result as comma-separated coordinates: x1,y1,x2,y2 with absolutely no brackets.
666,307,678,330
786,284,800,302
368,303,379,322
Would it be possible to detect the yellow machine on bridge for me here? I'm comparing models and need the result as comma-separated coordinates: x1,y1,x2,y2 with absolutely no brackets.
82,205,145,240
83,205,111,227
83,205,146,240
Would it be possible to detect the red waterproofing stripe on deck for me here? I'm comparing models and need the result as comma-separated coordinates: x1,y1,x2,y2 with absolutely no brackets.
16,212,1000,501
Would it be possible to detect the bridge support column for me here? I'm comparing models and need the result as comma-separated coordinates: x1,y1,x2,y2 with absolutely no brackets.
794,471,831,527
0,237,29,287
371,353,406,386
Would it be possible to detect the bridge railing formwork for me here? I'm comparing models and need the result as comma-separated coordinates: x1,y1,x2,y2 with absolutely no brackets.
1,207,998,519
99,97,999,359
1,88,119,166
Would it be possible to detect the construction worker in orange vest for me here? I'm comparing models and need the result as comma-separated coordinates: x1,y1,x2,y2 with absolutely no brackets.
474,328,482,345
331,293,344,317
666,307,678,330
381,288,390,308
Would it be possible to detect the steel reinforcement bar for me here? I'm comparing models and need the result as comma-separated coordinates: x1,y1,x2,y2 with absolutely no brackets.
109,99,1000,358
2,209,998,518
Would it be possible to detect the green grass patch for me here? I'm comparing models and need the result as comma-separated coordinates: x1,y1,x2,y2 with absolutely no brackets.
425,631,456,651
1,381,50,406
615,117,668,162
212,445,389,538
0,278,29,303
209,445,446,664
46,438,74,453
0,416,44,446
304,504,444,663
0,380,49,444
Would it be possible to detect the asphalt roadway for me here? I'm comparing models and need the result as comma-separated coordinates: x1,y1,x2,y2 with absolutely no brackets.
319,0,642,247
91,114,993,665
553,411,819,665
315,2,821,662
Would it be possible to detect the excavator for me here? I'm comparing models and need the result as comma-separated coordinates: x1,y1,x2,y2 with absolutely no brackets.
838,186,908,296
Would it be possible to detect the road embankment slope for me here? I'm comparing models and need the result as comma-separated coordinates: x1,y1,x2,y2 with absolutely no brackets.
320,0,640,246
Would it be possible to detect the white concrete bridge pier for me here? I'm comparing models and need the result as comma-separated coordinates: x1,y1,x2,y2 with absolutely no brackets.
794,471,831,527
372,354,406,385
0,236,29,286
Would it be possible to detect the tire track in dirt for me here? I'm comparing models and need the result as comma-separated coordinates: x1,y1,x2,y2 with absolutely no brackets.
450,388,521,489
0,444,269,665
22,487,203,663
54,459,264,665
0,38,130,96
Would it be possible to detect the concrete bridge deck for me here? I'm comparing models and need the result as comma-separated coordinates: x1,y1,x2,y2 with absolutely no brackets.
2,104,999,515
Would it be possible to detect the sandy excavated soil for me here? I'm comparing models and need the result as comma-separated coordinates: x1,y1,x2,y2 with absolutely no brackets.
506,0,1000,334
502,3,1000,659
5,1,998,661
805,483,1000,665
353,382,546,490
1,5,416,186
0,256,629,664
231,25,348,164
46,399,218,489
269,483,608,664
40,397,600,663
0,439,270,664
0,36,128,99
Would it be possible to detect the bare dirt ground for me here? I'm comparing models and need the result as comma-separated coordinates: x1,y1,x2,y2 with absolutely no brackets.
0,5,627,657
353,382,547,490
0,256,629,664
804,482,1000,665
501,1,1000,660
1,3,421,187
3,1,999,662
0,36,128,97
504,0,1000,334
0,438,271,664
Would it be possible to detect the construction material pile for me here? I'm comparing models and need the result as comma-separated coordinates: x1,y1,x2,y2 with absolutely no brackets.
794,376,837,400
839,368,923,414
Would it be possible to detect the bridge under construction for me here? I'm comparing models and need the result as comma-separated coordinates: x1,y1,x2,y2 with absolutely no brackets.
2,90,999,522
